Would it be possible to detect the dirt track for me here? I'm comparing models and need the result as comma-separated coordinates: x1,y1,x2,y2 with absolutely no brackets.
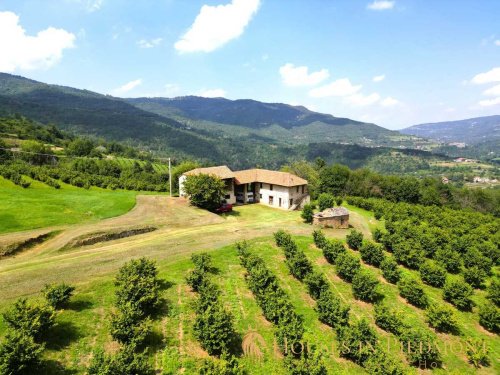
0,196,368,301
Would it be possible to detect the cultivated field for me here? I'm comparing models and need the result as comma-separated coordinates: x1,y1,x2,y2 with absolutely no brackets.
0,195,497,374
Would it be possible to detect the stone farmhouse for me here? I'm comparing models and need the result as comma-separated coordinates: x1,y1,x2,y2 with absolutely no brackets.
179,166,310,210
313,207,350,229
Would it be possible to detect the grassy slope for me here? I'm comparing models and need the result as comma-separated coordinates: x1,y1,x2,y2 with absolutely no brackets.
0,176,137,234
0,202,497,374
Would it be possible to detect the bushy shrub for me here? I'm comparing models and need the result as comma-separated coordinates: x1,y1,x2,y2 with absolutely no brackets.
363,348,406,375
346,230,363,250
374,303,406,335
335,252,360,282
337,319,378,365
317,193,335,211
2,298,55,341
312,229,327,249
198,352,245,375
191,253,213,273
42,283,75,309
399,328,441,367
114,258,161,315
463,266,487,289
352,269,380,303
316,289,349,329
425,303,459,334
392,242,425,270
487,278,500,306
465,338,490,368
194,303,236,356
419,260,447,288
435,247,462,273
88,346,154,375
321,239,345,264
380,257,401,284
463,247,492,275
0,330,45,375
283,349,328,375
372,228,386,243
304,272,329,300
478,302,499,333
186,268,207,292
359,241,385,267
110,304,152,346
398,276,428,308
301,204,314,224
443,279,474,311
274,229,292,248
286,251,313,281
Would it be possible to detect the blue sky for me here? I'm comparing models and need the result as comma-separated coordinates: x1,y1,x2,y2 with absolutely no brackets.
0,0,499,129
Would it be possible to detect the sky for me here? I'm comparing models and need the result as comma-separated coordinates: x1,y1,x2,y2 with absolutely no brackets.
0,0,499,130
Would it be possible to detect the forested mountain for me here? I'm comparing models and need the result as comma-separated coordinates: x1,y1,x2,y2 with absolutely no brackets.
401,115,500,145
0,73,449,170
127,96,412,146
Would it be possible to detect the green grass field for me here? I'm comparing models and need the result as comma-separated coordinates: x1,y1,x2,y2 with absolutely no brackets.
0,199,497,374
0,176,137,234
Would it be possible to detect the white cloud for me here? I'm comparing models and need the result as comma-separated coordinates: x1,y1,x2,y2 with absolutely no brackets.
471,67,500,84
483,84,500,97
0,11,75,72
478,97,500,107
261,53,269,61
279,63,329,87
198,88,226,97
372,74,385,82
113,79,142,95
137,38,163,48
175,0,260,53
380,96,399,107
309,78,361,98
367,1,395,11
86,0,104,12
495,40,500,46
346,92,381,106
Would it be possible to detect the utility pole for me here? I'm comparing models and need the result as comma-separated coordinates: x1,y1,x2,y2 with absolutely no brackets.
168,157,172,197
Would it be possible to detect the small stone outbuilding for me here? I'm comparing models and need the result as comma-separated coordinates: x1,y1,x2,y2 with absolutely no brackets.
313,207,349,229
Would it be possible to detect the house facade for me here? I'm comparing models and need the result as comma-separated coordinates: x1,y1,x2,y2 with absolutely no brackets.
179,166,309,210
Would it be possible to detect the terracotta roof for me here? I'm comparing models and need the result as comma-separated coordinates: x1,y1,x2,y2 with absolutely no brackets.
183,166,235,179
234,169,307,187
313,207,349,218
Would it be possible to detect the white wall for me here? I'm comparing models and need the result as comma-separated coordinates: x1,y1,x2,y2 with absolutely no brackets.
257,183,307,209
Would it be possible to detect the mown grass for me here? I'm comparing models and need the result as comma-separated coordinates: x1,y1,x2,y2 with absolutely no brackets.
0,176,137,234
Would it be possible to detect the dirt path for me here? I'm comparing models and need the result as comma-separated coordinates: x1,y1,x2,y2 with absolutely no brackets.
0,198,372,301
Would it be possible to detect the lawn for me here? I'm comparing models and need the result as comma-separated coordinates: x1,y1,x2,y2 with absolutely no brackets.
0,176,137,234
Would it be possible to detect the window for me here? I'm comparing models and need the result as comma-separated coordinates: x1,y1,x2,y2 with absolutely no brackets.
290,198,293,207
269,196,274,205
296,186,299,193
279,198,282,207
270,184,274,191
259,194,262,199
302,185,305,194
260,183,263,189
225,194,230,200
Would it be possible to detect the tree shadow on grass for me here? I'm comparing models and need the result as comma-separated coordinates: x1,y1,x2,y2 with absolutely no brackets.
66,298,93,312
39,360,78,375
159,279,175,291
45,320,82,350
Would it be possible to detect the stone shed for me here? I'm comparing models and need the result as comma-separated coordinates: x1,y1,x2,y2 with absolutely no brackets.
313,207,349,229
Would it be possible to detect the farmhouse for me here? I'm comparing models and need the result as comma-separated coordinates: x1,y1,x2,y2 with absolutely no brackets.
313,207,350,229
179,166,309,210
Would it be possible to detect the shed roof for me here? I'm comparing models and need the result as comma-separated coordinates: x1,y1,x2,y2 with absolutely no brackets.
234,169,307,187
313,207,349,218
183,166,235,179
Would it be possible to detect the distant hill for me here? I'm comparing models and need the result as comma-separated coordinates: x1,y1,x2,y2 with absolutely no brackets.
401,115,500,145
0,73,443,169
127,96,412,146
